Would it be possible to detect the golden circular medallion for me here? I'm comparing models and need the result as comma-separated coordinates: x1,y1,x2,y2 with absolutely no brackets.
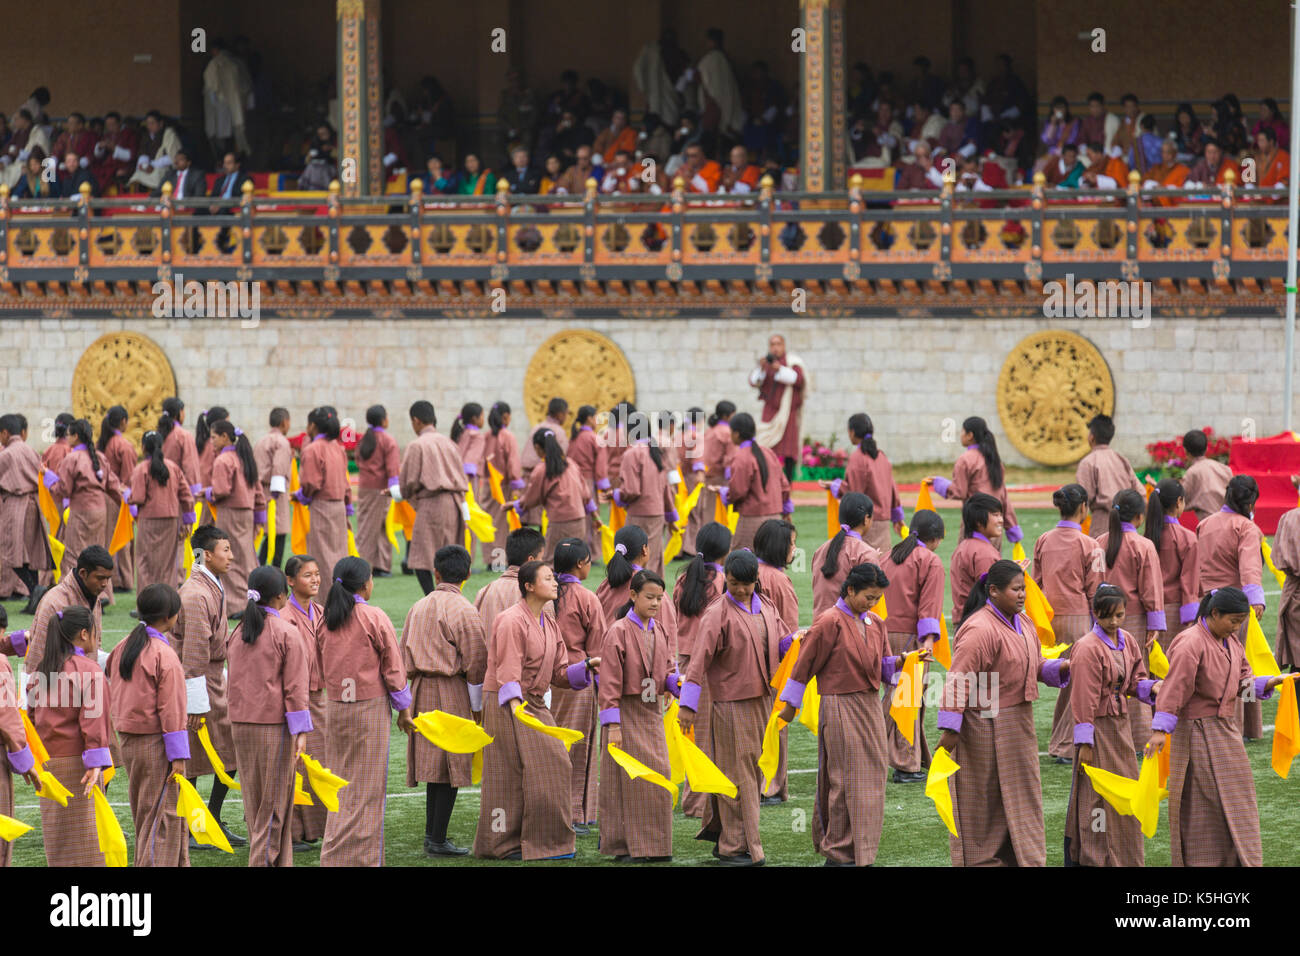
523,330,636,430
997,330,1114,465
71,332,178,454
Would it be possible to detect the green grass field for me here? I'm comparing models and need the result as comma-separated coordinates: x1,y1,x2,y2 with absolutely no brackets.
5,504,1294,867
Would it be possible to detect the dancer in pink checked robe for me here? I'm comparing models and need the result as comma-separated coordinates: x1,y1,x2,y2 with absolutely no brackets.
355,406,402,575
821,413,905,554
129,431,195,595
297,407,353,587
1075,414,1143,539
253,408,293,569
399,401,468,596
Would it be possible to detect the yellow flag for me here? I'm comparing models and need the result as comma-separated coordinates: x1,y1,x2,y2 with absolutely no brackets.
1023,576,1056,647
663,527,684,564
1040,642,1072,659
36,768,72,807
472,748,484,785
412,710,494,754
300,753,350,812
291,501,310,555
290,456,300,493
663,700,686,785
0,814,32,842
925,746,960,836
726,505,739,534
1272,675,1300,778
914,481,937,514
825,489,840,541
385,500,404,554
19,709,49,765
757,709,787,791
506,506,522,532
608,743,678,806
799,677,821,736
395,500,416,541
255,496,276,552
465,484,496,544
1148,638,1170,679
600,520,616,564
769,635,801,693
47,533,65,582
676,730,737,797
196,720,241,791
91,787,128,866
1246,608,1281,677
933,615,952,669
173,774,234,852
183,502,204,576
293,772,314,806
675,479,703,529
102,765,114,786
1011,540,1026,563
108,498,133,554
513,702,583,750
871,594,887,620
37,469,60,529
1263,538,1287,591
540,508,548,538
889,651,924,745
1081,762,1136,818
346,527,360,558
610,502,626,533
1132,756,1168,838
486,461,506,506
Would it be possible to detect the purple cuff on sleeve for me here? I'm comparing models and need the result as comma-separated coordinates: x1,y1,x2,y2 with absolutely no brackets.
917,618,941,638
286,709,313,735
690,463,704,473
891,505,905,524
1179,602,1198,625
162,731,191,761
596,477,612,490
292,490,311,505
1137,679,1158,705
599,707,621,725
778,632,794,657
1005,524,1024,544
190,483,204,496
667,508,679,524
778,677,805,709
1254,676,1275,701
612,489,625,509
7,744,34,775
781,499,794,515
388,685,412,711
1242,583,1265,606
1146,609,1167,631
664,672,682,698
1073,722,1095,745
931,476,952,499
718,486,730,506
121,486,132,503
498,681,522,706
881,654,902,684
585,499,598,514
82,747,112,769
43,469,59,489
254,509,267,525
566,661,591,690
463,462,478,476
345,503,355,517
680,681,702,712
183,510,197,525
829,478,843,498
1040,658,1068,688
509,479,526,490
387,477,400,491
1151,711,1177,733
8,630,26,657
936,709,963,733
129,504,139,518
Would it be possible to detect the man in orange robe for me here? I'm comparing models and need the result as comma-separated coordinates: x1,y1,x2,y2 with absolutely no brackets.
1141,139,1190,207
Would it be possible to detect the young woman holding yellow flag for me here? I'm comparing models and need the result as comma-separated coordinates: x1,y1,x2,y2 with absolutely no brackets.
752,518,801,804
283,554,327,848
1148,586,1288,866
475,560,600,861
208,421,266,620
810,493,882,619
28,605,114,866
1144,479,1200,655
511,428,598,563
129,431,196,596
48,419,124,588
1195,476,1266,740
1064,584,1155,867
599,569,680,862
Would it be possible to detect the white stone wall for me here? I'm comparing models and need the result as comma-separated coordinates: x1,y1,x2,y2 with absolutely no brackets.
2,314,1293,468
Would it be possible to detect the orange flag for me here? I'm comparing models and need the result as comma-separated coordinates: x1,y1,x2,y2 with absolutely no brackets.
395,500,416,541
914,481,936,515
825,489,840,541
1272,675,1300,778
933,615,952,669
1023,576,1056,647
713,494,728,525
108,499,133,554
610,503,626,533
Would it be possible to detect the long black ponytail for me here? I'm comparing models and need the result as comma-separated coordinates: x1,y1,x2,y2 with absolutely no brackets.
118,584,181,681
571,405,597,441
157,397,183,441
195,407,229,456
532,427,568,479
890,509,944,566
606,525,649,588
707,400,736,428
358,404,386,461
241,565,288,644
450,402,482,445
730,412,768,489
142,430,169,485
211,420,258,488
488,401,510,437
848,412,878,459
962,416,1004,490
324,556,371,631
97,405,127,453
35,605,93,682
1145,478,1184,553
69,419,101,475
821,492,872,578
677,522,731,618
1105,489,1146,570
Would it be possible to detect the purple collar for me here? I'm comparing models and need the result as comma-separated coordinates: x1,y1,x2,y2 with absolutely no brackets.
1056,520,1081,530
260,606,282,617
627,609,654,631
835,596,869,621
963,443,976,450
1091,621,1124,650
631,563,644,573
72,646,86,656
146,626,171,646
1164,515,1180,525
312,434,326,442
580,425,593,433
371,425,386,433
353,594,367,604
220,444,236,454
707,562,725,574
916,540,928,550
727,591,760,614
556,573,580,584
464,424,479,432
985,600,1022,634
971,531,992,545
113,429,123,436
635,437,650,445
1120,522,1137,533
840,524,862,539
290,593,316,621
739,439,753,449
1220,505,1235,514
73,443,88,451
717,421,730,430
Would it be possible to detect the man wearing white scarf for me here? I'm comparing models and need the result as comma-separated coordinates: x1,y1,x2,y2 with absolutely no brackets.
749,334,808,481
